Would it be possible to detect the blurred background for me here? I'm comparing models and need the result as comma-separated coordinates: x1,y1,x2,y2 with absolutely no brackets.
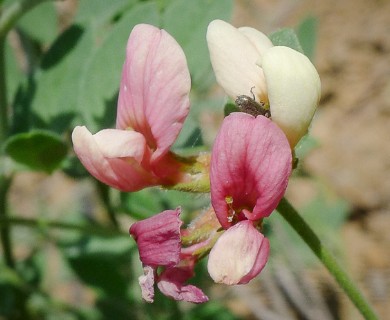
1,0,389,319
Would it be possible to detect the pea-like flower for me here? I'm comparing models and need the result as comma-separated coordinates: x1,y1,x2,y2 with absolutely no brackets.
208,113,292,284
207,19,321,147
129,208,208,303
72,24,191,191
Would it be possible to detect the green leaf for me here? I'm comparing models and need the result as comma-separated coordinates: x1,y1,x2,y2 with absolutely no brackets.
77,1,160,132
5,41,23,102
75,0,137,26
172,111,204,150
121,187,209,221
224,101,239,117
17,2,58,44
27,24,94,132
269,28,304,53
294,134,320,160
60,235,134,297
25,1,145,134
297,16,318,61
268,185,349,265
162,0,234,92
3,130,67,172
40,25,84,70
185,301,239,320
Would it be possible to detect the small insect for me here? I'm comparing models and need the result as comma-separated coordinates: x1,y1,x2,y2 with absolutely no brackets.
235,87,271,118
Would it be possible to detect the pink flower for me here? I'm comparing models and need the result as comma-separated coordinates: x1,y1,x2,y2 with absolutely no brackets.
208,220,270,285
72,24,191,191
129,208,208,303
208,112,292,284
210,113,292,229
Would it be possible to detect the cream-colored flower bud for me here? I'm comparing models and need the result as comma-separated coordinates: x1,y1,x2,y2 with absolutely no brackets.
260,46,321,147
207,20,321,148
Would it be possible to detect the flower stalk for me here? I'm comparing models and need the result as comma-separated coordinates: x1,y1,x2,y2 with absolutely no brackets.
277,197,379,320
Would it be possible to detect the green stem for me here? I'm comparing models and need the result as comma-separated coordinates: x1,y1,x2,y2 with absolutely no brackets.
96,181,119,228
0,216,126,238
0,175,13,267
277,197,379,320
0,36,7,143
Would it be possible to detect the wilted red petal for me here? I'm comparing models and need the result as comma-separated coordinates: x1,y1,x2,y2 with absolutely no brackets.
210,113,292,228
72,126,157,191
207,220,270,285
129,208,182,267
116,24,191,164
157,265,209,303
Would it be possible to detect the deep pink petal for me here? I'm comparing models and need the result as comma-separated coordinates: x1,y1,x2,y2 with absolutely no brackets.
157,265,208,303
116,24,191,164
138,266,155,303
129,208,182,268
72,126,157,191
207,220,270,285
210,113,292,228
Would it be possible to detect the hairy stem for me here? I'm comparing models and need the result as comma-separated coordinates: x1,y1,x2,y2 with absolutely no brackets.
96,181,119,228
277,197,379,320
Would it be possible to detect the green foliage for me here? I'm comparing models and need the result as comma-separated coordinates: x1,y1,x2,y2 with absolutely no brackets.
269,19,318,60
297,16,318,61
17,2,57,44
269,28,304,53
77,2,160,132
60,235,134,298
268,184,350,266
121,187,210,221
294,134,320,160
223,101,239,117
3,129,67,172
163,0,233,93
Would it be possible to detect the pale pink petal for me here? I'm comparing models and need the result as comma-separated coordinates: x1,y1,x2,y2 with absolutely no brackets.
93,129,145,161
207,20,267,101
72,126,157,191
207,220,270,285
138,266,155,303
116,24,190,163
157,266,209,303
210,113,292,228
129,208,182,268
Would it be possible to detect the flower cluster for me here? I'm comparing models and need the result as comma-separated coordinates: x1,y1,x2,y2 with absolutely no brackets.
72,20,320,303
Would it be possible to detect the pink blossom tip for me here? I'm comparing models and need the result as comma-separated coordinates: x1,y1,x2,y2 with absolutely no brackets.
116,23,191,163
207,220,270,285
